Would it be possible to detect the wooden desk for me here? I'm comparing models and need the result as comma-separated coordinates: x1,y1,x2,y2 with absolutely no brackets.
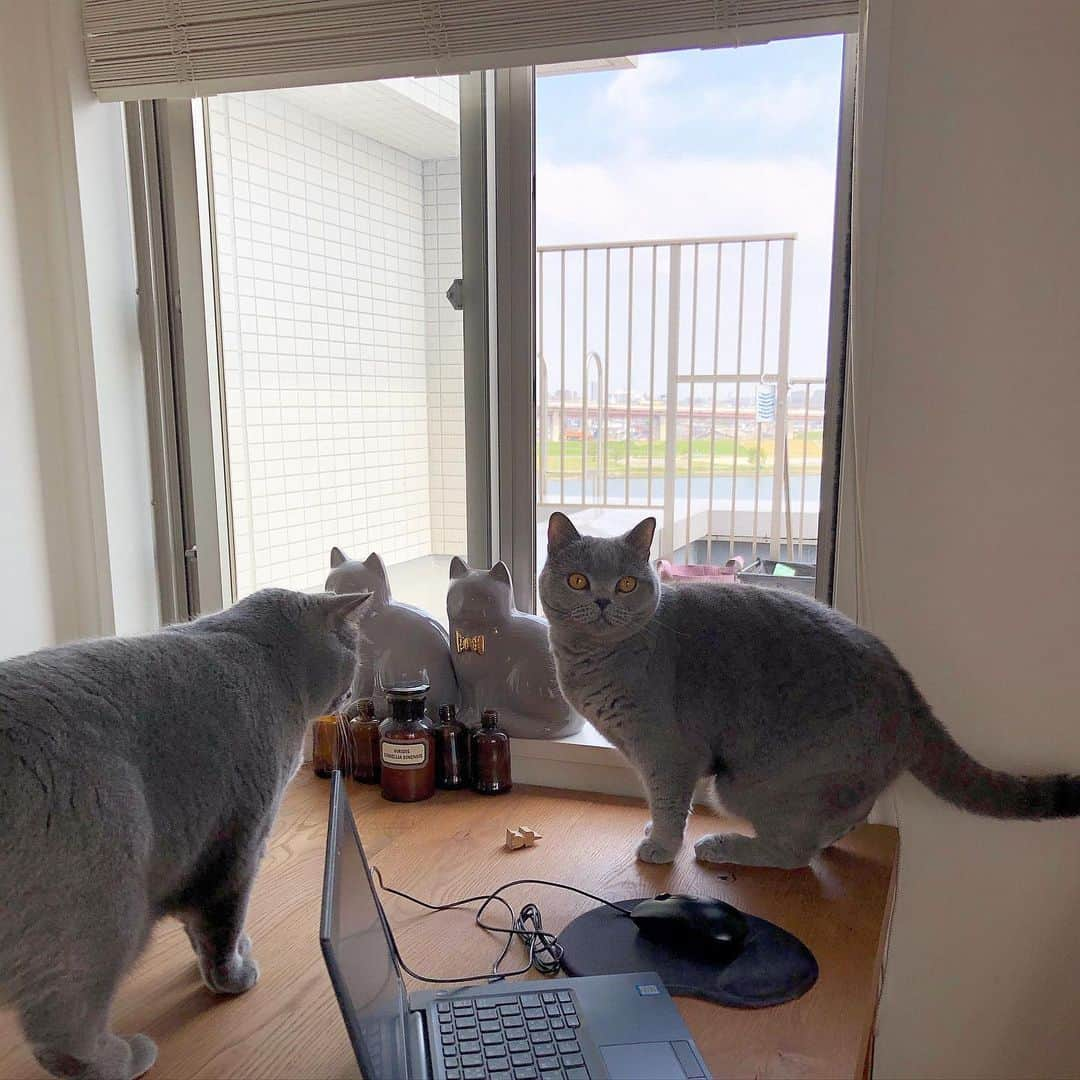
0,768,897,1080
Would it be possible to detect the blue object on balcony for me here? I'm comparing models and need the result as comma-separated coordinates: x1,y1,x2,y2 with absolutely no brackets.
756,382,777,423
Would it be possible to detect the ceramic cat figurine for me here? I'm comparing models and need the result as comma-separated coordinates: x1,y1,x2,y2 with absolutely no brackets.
326,548,459,717
539,512,1080,868
448,557,582,739
0,588,367,1080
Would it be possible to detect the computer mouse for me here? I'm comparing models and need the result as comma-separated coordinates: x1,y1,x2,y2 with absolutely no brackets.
629,893,749,965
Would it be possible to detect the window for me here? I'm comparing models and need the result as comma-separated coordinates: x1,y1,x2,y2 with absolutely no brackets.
534,36,849,598
130,28,855,791
204,78,470,618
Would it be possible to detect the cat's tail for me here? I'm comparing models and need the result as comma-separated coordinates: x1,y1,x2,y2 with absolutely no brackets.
906,676,1080,819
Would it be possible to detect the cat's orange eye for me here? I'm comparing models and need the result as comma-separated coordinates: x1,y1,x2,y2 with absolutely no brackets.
616,575,638,594
567,572,589,591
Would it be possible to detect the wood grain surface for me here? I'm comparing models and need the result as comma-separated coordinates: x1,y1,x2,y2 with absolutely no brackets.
0,768,897,1079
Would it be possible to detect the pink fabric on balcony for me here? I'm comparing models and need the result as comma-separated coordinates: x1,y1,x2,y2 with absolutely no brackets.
656,556,743,584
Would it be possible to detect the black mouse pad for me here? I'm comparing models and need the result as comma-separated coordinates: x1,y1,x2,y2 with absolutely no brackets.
559,898,818,1008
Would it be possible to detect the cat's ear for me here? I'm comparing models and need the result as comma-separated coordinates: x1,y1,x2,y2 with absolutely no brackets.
450,555,470,580
489,561,513,589
547,512,580,556
330,546,348,568
363,552,388,582
624,517,656,561
315,591,371,624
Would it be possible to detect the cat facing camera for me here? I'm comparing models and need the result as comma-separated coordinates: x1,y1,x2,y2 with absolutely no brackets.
539,511,1080,868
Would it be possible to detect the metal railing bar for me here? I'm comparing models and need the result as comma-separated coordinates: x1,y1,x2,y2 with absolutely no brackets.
684,242,700,560
604,246,611,509
580,250,588,505
647,245,657,507
798,386,811,561
729,241,746,558
706,241,721,566
751,240,769,561
538,232,798,254
559,250,567,506
624,248,634,507
538,252,545,504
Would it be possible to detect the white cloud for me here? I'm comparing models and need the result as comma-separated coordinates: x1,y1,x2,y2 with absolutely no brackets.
537,153,837,377
700,74,840,135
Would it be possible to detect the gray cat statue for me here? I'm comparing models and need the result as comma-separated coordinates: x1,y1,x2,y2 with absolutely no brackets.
326,548,460,717
448,557,583,739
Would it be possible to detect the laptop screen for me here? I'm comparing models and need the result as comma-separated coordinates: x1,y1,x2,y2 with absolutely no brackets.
320,773,410,1080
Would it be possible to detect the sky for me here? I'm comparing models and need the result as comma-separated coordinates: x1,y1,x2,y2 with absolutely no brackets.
535,35,845,384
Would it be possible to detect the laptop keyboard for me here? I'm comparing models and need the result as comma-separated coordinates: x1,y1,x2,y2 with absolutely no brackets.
436,990,591,1080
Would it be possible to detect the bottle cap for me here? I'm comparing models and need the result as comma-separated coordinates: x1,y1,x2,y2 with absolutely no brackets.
438,703,457,724
481,708,499,729
386,683,430,702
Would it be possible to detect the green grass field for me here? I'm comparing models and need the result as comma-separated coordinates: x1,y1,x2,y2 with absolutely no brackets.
542,433,823,478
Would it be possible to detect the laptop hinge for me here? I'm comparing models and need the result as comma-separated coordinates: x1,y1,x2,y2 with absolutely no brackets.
406,1009,432,1080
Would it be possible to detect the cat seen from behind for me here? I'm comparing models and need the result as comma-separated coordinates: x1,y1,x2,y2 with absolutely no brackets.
448,557,582,739
0,588,367,1080
539,512,1080,867
325,548,460,717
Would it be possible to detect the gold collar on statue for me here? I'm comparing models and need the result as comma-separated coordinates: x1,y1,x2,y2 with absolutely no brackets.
455,630,485,655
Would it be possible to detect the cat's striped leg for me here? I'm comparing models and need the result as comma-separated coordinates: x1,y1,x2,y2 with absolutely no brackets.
635,760,699,864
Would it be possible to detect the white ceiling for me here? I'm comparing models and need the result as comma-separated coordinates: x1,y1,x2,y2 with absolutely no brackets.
272,79,460,160
267,58,637,161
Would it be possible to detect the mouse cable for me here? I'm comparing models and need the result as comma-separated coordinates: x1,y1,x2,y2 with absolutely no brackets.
371,867,635,984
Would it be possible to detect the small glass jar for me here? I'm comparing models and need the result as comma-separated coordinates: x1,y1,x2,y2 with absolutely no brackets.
471,708,512,795
347,698,380,784
432,703,469,790
379,684,436,803
312,713,344,779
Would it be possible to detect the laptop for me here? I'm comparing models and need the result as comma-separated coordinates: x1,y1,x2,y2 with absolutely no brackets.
320,773,713,1080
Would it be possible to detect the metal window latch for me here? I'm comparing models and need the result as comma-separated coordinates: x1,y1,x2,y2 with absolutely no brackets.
184,545,198,561
445,278,464,311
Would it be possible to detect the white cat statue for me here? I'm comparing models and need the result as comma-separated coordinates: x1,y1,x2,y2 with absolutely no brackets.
326,549,460,717
447,558,583,739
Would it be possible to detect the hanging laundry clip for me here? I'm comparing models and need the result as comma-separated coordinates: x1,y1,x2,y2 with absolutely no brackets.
756,381,777,423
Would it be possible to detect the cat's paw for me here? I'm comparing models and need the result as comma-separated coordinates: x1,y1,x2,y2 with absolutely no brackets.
636,834,679,864
200,937,259,995
126,1034,158,1079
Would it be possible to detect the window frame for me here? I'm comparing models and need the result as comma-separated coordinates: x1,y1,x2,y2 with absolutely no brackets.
129,32,858,795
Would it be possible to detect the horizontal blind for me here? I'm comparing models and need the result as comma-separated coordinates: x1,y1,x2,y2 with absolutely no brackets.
83,0,859,101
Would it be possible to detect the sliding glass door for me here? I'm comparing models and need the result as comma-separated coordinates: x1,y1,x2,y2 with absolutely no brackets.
149,76,493,623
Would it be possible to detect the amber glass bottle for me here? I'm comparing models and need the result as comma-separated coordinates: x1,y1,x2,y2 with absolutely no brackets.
471,708,512,795
347,698,380,784
432,703,469,790
312,713,343,779
379,685,435,802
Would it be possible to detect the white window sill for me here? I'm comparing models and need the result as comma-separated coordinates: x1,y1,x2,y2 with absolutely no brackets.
510,721,645,800
303,717,646,801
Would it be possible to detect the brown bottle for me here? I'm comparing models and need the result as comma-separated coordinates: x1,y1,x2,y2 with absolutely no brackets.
471,708,512,795
433,704,469,790
312,713,344,779
347,698,380,784
378,684,435,803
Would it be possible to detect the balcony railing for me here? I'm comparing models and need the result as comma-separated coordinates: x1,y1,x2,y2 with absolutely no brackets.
537,234,823,564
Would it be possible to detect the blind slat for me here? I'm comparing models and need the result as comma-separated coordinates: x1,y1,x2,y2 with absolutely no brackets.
83,0,859,101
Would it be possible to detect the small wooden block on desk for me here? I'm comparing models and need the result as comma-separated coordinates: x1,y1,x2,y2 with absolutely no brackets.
0,768,898,1080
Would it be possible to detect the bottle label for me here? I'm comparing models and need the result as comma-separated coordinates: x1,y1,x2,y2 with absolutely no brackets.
381,741,428,769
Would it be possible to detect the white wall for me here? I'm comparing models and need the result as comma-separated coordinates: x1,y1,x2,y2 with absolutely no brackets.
841,2,1080,1075
0,0,158,656
423,156,468,557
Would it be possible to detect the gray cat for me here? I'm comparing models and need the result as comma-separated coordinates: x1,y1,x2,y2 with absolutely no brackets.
539,512,1080,867
448,558,582,739
0,588,367,1080
325,548,460,717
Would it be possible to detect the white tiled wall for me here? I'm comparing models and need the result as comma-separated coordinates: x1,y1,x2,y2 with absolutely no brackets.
207,85,466,598
424,157,467,556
